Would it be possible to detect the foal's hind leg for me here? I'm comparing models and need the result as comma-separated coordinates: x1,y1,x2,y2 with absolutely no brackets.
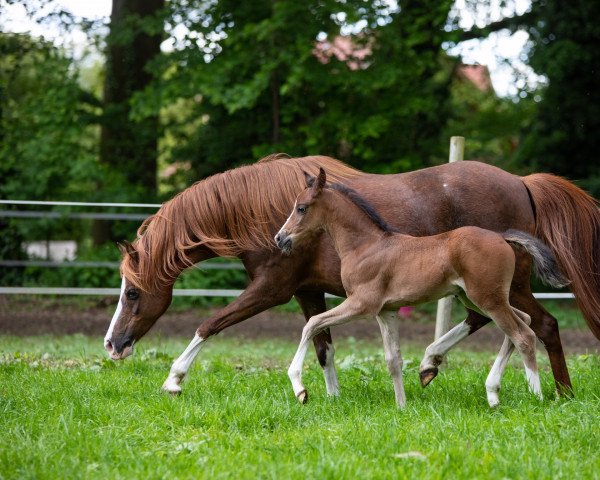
485,335,515,407
376,310,406,408
295,291,339,396
510,253,572,396
484,305,542,404
419,315,474,387
288,298,371,404
485,308,530,407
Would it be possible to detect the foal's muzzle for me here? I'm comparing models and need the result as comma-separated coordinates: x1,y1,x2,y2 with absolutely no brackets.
274,231,293,255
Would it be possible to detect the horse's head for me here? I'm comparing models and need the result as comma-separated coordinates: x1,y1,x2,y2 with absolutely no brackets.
275,167,327,254
104,241,173,360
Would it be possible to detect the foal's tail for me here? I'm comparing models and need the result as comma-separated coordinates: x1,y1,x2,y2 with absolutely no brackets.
503,230,570,289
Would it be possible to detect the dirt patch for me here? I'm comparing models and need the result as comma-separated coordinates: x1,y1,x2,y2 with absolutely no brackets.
0,296,598,353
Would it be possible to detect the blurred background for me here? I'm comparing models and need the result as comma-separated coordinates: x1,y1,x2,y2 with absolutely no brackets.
1,0,598,300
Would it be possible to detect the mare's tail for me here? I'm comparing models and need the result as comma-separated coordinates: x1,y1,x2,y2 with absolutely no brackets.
522,173,600,341
503,230,570,289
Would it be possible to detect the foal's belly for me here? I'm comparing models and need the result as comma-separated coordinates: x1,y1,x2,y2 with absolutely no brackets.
380,279,461,310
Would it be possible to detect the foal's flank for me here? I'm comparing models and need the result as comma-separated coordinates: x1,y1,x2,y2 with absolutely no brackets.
275,168,568,408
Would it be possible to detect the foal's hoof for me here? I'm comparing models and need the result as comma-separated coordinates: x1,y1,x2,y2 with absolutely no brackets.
419,368,438,388
296,390,308,404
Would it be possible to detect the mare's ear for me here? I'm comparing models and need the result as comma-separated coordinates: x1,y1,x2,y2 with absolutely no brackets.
118,240,139,263
303,170,316,188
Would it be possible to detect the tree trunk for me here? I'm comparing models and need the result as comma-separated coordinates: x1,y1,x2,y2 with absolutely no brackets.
94,0,164,245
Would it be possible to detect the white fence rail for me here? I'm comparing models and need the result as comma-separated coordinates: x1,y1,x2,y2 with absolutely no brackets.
0,287,574,299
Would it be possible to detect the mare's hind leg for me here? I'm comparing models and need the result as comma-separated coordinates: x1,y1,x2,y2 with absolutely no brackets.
376,310,406,408
485,308,530,407
288,298,372,404
295,291,339,396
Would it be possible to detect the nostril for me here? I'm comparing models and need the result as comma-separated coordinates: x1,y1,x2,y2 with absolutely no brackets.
275,233,281,243
123,340,132,350
105,340,113,352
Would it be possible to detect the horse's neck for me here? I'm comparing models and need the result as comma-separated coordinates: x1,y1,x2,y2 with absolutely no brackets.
187,245,217,265
322,193,387,259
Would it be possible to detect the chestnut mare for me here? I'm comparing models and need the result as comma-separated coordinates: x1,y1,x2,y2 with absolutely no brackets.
275,169,568,407
104,155,600,397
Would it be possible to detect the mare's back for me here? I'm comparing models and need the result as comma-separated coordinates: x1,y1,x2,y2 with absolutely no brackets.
344,161,534,236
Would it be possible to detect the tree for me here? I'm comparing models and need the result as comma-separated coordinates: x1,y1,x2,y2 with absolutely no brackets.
94,0,165,244
517,0,600,195
134,0,455,184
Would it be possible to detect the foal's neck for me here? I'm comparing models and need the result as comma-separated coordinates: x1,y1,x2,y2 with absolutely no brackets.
321,190,390,259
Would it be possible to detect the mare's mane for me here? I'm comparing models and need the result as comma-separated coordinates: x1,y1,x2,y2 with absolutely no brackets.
328,183,397,233
122,155,361,292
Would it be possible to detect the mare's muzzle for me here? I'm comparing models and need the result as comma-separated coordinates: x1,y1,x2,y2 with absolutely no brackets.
104,335,134,360
275,231,293,254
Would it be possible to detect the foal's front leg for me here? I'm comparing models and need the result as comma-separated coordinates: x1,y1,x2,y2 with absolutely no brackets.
295,291,340,396
376,310,406,407
288,298,371,403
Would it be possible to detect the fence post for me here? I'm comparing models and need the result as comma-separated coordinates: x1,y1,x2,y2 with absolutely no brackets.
434,136,465,340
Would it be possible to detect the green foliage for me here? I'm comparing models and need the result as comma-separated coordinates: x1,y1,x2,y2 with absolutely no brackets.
518,1,600,194
0,33,101,202
0,335,598,479
444,72,535,172
136,0,456,184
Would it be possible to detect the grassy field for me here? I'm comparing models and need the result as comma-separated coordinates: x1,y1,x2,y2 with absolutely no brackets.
0,335,598,479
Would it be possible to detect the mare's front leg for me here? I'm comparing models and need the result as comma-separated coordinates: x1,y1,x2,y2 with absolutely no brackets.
162,275,293,394
376,310,406,407
419,309,490,386
295,291,340,396
289,298,371,404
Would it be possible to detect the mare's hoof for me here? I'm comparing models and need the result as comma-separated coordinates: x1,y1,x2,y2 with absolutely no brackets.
297,390,308,404
419,368,438,388
162,382,182,396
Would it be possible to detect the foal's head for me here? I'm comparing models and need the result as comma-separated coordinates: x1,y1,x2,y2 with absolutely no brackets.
104,241,173,360
275,167,328,254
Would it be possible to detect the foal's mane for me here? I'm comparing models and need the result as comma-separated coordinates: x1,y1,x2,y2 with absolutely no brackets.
122,155,361,292
328,183,397,233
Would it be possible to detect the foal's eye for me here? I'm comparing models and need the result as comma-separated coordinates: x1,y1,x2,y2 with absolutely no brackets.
126,289,139,301
297,205,307,214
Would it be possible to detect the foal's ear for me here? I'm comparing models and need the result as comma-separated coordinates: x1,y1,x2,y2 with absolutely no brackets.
303,170,316,188
316,167,327,191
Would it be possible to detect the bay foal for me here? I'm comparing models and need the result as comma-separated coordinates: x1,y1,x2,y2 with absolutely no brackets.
275,168,568,407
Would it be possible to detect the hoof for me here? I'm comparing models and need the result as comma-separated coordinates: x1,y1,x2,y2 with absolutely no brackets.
162,382,182,396
419,368,438,388
297,390,308,404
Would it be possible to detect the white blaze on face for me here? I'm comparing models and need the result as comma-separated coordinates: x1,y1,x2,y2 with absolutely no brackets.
275,200,297,241
104,277,125,348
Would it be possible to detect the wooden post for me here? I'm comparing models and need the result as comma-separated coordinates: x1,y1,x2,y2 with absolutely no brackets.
434,136,465,340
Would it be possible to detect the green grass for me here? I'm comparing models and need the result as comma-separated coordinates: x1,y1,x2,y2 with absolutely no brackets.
0,335,598,479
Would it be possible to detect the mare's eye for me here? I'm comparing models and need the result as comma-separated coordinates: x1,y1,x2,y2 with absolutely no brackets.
126,289,139,301
297,205,307,214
